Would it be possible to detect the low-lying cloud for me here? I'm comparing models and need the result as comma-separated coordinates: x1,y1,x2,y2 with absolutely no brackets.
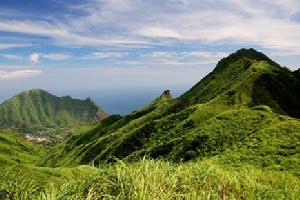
0,69,42,80
29,53,72,63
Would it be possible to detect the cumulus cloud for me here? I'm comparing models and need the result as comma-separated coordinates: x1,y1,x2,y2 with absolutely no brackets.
29,53,40,64
0,69,42,80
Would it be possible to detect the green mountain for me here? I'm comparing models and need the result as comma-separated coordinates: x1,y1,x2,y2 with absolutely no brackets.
1,49,300,199
179,48,300,117
0,89,107,132
43,49,300,175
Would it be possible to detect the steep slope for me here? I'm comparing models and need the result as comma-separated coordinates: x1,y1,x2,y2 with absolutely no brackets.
179,48,300,117
178,48,275,105
43,49,300,175
0,131,44,166
0,89,107,131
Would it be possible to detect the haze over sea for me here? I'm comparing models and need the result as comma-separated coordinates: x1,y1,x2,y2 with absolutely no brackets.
0,86,189,115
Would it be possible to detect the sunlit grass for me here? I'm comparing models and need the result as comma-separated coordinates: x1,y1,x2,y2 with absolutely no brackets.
1,159,299,200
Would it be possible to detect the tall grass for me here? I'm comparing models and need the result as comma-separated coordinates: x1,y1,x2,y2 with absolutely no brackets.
1,159,299,200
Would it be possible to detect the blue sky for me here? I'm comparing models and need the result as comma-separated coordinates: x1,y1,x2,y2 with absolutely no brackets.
0,0,300,106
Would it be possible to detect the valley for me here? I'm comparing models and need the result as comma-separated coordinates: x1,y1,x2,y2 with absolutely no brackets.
0,89,107,144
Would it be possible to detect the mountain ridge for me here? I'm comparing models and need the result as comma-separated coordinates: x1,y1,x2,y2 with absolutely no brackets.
0,89,108,132
42,49,300,176
179,48,300,117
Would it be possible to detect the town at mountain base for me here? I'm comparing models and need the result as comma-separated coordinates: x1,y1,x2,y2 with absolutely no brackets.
0,89,107,143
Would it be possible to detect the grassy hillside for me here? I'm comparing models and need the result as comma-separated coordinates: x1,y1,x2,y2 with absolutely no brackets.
0,89,107,132
0,131,45,166
1,159,299,200
1,48,300,199
179,48,300,117
42,49,300,177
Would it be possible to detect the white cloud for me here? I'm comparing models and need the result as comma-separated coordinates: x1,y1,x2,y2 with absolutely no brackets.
29,53,40,64
0,69,42,80
138,27,182,38
0,0,300,56
138,51,229,65
168,0,191,6
0,43,31,49
67,0,300,55
180,51,228,58
0,54,24,60
40,53,72,60
29,52,72,63
0,20,68,38
0,20,151,47
260,0,300,16
82,52,129,59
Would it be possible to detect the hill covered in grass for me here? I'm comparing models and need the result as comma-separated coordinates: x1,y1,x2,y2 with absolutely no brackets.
1,48,300,200
43,49,300,176
0,131,44,167
0,89,107,132
179,48,300,117
1,159,300,199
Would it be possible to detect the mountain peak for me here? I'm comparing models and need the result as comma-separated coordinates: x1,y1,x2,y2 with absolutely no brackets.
44,49,300,172
0,89,108,131
29,88,50,93
216,48,279,70
235,48,264,57
159,90,172,99
179,49,300,118
23,88,49,95
233,48,266,59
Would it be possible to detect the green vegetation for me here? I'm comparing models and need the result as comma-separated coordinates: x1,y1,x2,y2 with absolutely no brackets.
0,131,45,167
1,159,300,200
0,49,300,199
43,49,300,172
0,89,107,131
0,89,107,143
